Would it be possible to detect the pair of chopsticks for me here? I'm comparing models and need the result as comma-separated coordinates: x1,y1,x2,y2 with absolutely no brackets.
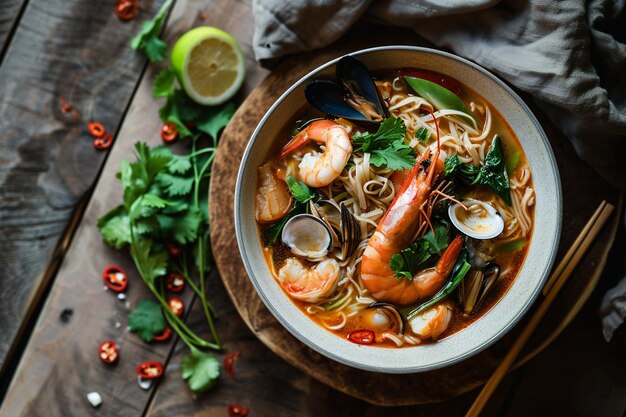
465,200,615,417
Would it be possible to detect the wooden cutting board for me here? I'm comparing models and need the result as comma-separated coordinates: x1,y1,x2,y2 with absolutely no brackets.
209,44,622,406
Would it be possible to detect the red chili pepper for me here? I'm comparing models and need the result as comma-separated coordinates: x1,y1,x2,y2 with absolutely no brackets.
59,96,80,121
161,122,178,143
165,272,185,293
136,361,164,379
102,265,128,292
153,327,172,342
99,340,119,364
348,329,375,345
228,404,249,417
93,132,113,150
115,0,138,21
87,122,106,138
398,68,464,96
168,297,184,317
165,241,182,258
223,352,241,379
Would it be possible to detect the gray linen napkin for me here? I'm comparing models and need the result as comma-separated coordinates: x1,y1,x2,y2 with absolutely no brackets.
252,0,626,339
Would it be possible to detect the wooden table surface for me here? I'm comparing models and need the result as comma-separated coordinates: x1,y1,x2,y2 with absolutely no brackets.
0,1,624,416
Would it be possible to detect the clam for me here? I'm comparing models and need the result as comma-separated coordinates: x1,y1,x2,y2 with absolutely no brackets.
310,200,360,260
305,56,387,123
448,198,504,240
364,302,406,334
458,263,501,316
281,214,332,261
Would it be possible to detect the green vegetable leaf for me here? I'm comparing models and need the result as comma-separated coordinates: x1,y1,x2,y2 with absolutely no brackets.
182,347,220,393
368,143,416,171
130,0,173,62
443,137,512,205
97,205,131,249
168,155,192,174
415,126,430,143
157,172,194,196
196,102,236,141
389,219,450,279
157,207,203,244
422,219,450,255
286,175,314,203
352,116,406,152
130,237,168,284
352,117,416,170
128,299,166,342
153,68,176,98
405,77,479,129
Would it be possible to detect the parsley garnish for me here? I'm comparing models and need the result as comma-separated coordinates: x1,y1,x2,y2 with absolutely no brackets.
415,126,430,143
130,0,173,62
352,116,416,170
389,219,450,280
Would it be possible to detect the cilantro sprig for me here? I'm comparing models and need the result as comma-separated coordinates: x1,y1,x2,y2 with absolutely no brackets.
352,116,416,170
130,0,173,62
389,219,450,280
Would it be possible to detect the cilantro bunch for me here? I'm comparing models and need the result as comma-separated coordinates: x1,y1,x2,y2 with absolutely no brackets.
352,116,416,170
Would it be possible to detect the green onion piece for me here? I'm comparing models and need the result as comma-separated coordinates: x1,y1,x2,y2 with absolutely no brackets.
497,238,526,252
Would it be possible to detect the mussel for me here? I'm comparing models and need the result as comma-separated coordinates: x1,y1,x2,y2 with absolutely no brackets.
281,214,333,261
364,302,406,335
458,263,500,316
309,199,360,260
448,198,504,240
305,56,387,123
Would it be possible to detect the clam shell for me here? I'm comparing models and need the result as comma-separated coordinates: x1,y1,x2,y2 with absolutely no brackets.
281,214,332,260
448,198,504,240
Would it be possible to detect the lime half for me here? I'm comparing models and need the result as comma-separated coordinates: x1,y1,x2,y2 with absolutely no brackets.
171,26,245,105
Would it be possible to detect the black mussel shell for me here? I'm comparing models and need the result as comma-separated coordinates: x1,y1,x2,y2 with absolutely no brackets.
304,56,387,123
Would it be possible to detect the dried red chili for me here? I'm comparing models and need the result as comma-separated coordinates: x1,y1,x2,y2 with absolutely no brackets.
165,272,185,293
93,132,113,150
102,265,128,292
136,361,163,379
59,96,74,114
228,404,249,417
99,340,119,364
87,122,106,138
153,327,172,342
168,297,184,317
161,122,178,143
165,241,182,258
115,0,138,21
223,352,241,379
348,329,375,345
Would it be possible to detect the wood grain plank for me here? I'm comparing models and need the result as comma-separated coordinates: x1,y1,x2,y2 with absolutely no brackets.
0,0,268,416
0,0,166,378
0,0,25,52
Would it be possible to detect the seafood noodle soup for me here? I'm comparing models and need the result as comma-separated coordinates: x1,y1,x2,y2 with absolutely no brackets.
254,57,535,348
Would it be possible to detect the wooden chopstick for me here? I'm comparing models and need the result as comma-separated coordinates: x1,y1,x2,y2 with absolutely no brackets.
465,200,614,417
542,201,608,295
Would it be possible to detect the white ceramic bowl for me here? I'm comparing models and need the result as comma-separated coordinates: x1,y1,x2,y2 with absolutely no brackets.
235,46,561,373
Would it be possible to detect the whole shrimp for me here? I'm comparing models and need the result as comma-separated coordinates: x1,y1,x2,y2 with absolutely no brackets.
278,120,352,188
361,111,463,306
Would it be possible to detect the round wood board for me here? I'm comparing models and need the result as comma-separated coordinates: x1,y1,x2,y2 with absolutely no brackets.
209,46,623,406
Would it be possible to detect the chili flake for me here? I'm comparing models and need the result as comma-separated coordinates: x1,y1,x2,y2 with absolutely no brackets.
115,0,138,21
93,132,113,150
223,351,241,379
228,404,249,417
87,122,106,138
